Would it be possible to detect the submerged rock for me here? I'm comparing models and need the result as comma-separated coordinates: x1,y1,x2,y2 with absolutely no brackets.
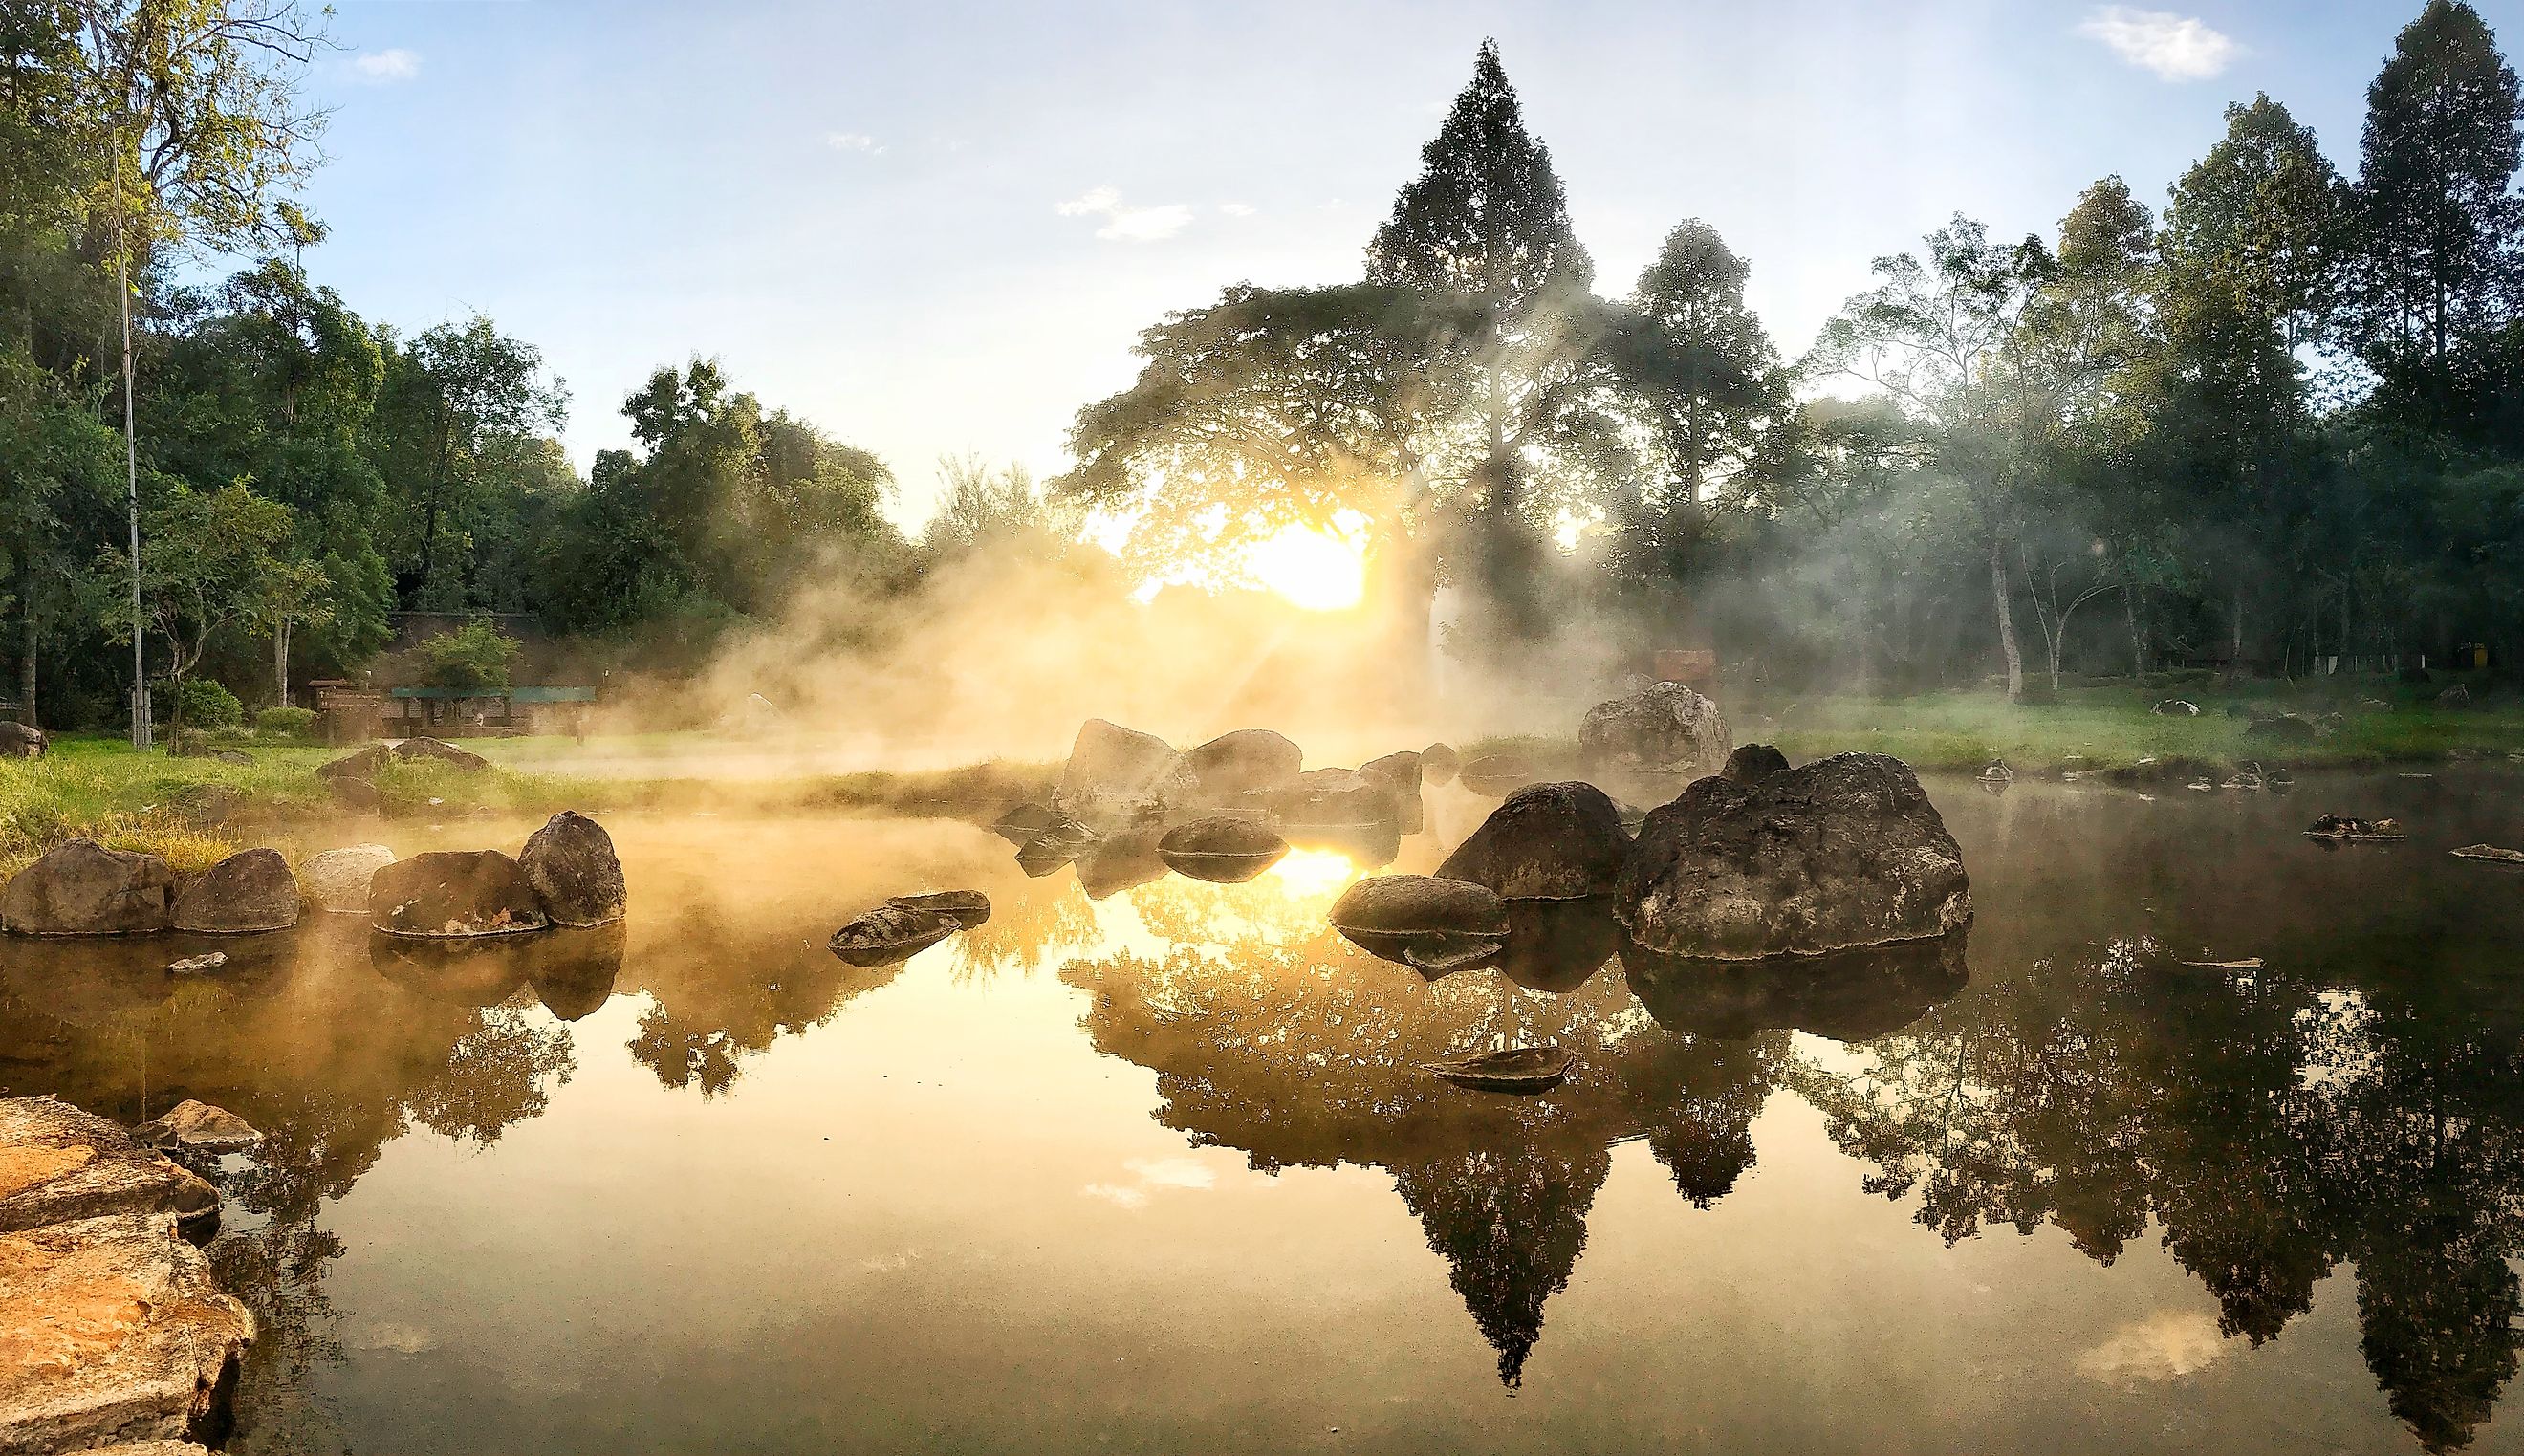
1329,875,1507,964
1,838,176,937
1157,816,1289,882
2307,815,2404,841
830,901,962,967
1718,743,1791,785
1420,742,1460,786
133,1100,264,1158
170,848,298,934
1055,719,1192,817
370,850,549,938
1438,782,1631,901
394,735,490,771
1182,728,1303,798
519,811,626,926
2453,844,2524,865
1579,682,1731,778
1617,752,1971,960
300,844,397,915
0,720,48,758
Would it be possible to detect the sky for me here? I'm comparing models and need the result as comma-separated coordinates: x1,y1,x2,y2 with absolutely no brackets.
279,0,2524,530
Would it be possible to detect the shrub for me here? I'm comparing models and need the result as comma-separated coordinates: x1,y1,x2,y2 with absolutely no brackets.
423,620,522,694
256,706,318,738
175,678,244,729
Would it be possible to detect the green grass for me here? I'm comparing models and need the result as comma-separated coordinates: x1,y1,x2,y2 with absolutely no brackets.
1468,682,2524,778
0,731,1055,880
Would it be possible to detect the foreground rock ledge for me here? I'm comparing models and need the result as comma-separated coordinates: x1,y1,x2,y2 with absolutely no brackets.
0,1097,250,1456
1616,751,1971,960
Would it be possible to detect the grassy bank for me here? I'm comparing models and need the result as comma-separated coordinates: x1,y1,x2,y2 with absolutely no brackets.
0,734,1055,880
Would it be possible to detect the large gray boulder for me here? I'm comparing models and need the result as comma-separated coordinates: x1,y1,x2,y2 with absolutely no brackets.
299,844,396,915
1616,751,1970,960
370,850,549,938
1182,729,1302,798
1437,781,1632,900
1055,719,1192,817
170,848,299,934
0,839,175,936
1580,681,1731,777
0,720,44,758
518,811,626,926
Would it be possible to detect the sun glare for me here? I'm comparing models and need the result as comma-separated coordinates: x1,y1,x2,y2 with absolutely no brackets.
1244,523,1368,612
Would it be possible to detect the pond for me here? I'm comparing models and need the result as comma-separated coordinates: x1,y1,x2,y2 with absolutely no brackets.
7,768,2524,1454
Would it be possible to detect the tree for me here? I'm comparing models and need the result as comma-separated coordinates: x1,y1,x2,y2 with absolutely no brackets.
96,479,298,722
2342,0,2522,440
373,315,568,607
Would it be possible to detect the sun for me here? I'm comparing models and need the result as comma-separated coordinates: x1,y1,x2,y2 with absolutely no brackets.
1243,521,1368,612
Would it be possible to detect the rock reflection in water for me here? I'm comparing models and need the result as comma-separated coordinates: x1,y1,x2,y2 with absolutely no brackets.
1622,931,1971,1042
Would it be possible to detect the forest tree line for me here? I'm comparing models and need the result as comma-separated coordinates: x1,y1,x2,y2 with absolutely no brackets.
4,0,2523,730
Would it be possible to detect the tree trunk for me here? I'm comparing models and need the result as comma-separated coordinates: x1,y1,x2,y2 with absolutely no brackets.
18,610,36,728
2124,586,2145,679
1991,536,2023,704
2231,588,2245,669
274,619,292,708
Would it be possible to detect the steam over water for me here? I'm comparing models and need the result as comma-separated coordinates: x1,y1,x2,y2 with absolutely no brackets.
9,771,2524,1454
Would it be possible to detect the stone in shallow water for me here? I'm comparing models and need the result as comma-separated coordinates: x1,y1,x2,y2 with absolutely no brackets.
518,811,627,926
1156,816,1288,882
0,839,175,937
169,848,298,934
1617,751,1970,960
0,1098,217,1237
1437,781,1631,901
1329,875,1507,966
299,844,396,915
0,1211,253,1453
829,902,961,968
370,850,549,938
132,1101,263,1158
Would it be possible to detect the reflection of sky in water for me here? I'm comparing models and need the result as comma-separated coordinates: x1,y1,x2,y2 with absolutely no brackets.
10,771,2524,1453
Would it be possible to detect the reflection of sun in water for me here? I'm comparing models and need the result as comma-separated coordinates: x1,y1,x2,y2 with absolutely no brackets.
1244,521,1368,612
1269,846,1363,902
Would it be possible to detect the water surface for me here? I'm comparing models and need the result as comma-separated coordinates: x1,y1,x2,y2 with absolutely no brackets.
7,770,2524,1454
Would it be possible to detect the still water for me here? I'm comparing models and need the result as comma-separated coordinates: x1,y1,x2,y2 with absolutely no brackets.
8,770,2524,1454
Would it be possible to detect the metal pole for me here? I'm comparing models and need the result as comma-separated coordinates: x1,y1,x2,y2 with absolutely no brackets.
115,145,147,750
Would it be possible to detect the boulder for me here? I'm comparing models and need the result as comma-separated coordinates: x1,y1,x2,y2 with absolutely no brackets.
169,848,298,934
1181,729,1302,798
0,1097,220,1233
132,1100,263,1158
0,720,45,759
393,735,490,771
1263,767,1400,827
1579,681,1731,777
1157,816,1289,882
314,744,392,783
0,839,175,937
1437,782,1632,901
1328,874,1507,964
1717,743,1792,786
1360,750,1424,794
0,1212,252,1452
518,811,626,926
299,844,396,915
1012,817,1099,877
891,890,991,928
1055,719,1192,817
1420,743,1460,786
1617,751,1971,960
369,850,549,938
990,802,1068,845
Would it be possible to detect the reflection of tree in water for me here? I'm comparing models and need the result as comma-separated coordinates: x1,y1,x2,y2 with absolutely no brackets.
1795,933,2524,1451
1061,904,1807,1386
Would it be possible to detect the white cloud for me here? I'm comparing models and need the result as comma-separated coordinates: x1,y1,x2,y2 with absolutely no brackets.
824,131,884,155
350,48,421,83
1055,185,1194,242
2077,7,2239,81
1218,202,1256,217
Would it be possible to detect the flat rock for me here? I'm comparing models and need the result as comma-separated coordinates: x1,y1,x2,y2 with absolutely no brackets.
0,1098,218,1235
299,844,396,914
1437,781,1631,901
393,736,490,771
169,848,298,934
1579,682,1731,777
131,1101,263,1158
518,811,626,926
370,851,549,938
1617,751,1971,960
0,1211,253,1454
1,840,175,937
830,902,961,967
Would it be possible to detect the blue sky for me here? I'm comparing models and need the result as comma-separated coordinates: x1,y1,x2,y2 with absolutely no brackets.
285,0,2523,527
